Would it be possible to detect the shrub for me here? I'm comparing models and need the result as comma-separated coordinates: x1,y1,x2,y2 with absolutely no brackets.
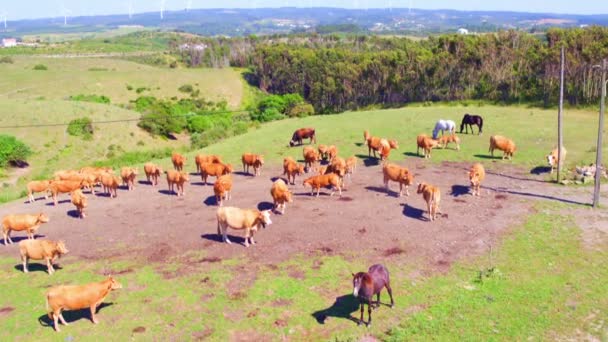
66,117,94,140
69,94,111,104
136,87,149,94
191,127,230,149
231,121,249,136
288,103,315,117
33,64,48,70
126,84,133,91
251,107,285,122
178,84,194,93
0,56,14,64
0,135,32,168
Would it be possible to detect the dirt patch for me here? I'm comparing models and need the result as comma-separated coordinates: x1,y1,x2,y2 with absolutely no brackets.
311,259,324,270
0,307,15,317
274,318,288,327
495,194,508,200
339,196,354,202
287,269,306,280
199,257,221,263
247,308,260,318
271,298,293,307
132,326,146,334
383,247,406,257
192,327,214,341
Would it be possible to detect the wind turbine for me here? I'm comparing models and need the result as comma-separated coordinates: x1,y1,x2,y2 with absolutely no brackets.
62,7,72,26
0,12,6,30
160,0,166,20
128,1,134,19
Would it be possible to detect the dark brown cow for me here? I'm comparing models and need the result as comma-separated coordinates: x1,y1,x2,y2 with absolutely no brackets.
289,128,316,147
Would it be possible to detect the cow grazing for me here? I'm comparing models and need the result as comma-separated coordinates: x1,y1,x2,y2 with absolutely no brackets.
2,213,50,244
283,157,305,185
19,239,68,274
416,134,439,159
468,163,485,197
438,134,461,151
49,180,84,206
70,189,88,219
171,152,186,171
383,163,414,197
100,173,120,198
241,153,264,176
352,264,394,327
489,135,516,160
195,154,222,173
289,127,316,147
143,163,162,186
200,163,233,185
165,170,189,196
213,174,233,206
547,147,567,174
303,146,320,172
216,207,273,247
303,173,342,197
26,180,52,203
270,179,293,214
417,182,441,222
45,276,122,332
120,167,138,191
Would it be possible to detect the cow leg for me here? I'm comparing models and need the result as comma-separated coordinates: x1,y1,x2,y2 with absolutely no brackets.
53,194,58,206
427,201,433,221
398,183,403,197
358,303,364,326
90,305,98,324
22,256,28,273
375,292,381,308
46,258,54,274
222,226,231,244
367,302,372,327
244,230,250,247
59,312,69,326
386,283,395,307
5,230,12,244
52,311,61,332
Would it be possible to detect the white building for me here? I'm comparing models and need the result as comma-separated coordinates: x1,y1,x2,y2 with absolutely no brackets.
1,38,17,47
457,28,469,35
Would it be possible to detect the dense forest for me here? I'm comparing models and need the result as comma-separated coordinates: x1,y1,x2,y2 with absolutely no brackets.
175,27,608,113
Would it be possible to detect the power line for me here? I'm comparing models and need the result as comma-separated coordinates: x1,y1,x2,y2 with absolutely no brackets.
0,109,251,129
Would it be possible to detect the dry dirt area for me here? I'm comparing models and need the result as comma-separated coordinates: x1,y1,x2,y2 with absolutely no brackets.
0,159,600,270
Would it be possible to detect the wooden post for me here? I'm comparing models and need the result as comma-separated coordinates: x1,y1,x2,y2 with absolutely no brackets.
557,46,565,183
593,59,606,208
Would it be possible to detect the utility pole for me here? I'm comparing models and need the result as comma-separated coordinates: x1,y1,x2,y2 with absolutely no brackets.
593,58,606,208
557,46,565,183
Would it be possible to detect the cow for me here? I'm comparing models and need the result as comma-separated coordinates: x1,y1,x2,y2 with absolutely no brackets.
2,213,50,244
367,136,383,158
200,163,233,185
327,145,338,162
143,163,162,186
378,139,392,161
241,153,264,176
489,135,516,160
171,152,186,171
26,180,52,203
382,163,414,197
303,173,342,197
417,182,441,222
19,239,68,274
53,170,80,180
416,134,439,159
468,163,485,197
49,180,84,206
54,172,97,194
303,146,320,172
120,167,138,191
325,157,347,189
195,154,222,173
290,128,316,147
213,174,233,206
100,173,120,198
165,170,189,196
216,207,273,247
438,134,461,151
345,156,357,179
270,179,293,215
70,189,88,219
547,146,567,174
363,130,370,143
45,276,122,332
318,144,329,160
283,157,305,185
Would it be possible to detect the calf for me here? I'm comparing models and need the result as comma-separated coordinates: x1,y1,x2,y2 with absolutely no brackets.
166,170,189,196
49,180,84,206
489,135,516,160
438,134,461,151
120,167,138,191
241,153,264,176
171,152,186,171
100,173,120,198
468,163,485,197
216,207,273,247
417,182,441,222
19,239,68,274
26,180,52,203
45,276,122,332
303,173,342,197
200,163,233,185
283,157,305,185
270,179,293,214
289,127,316,146
416,134,439,159
303,146,320,172
382,163,414,197
70,189,88,219
143,163,162,186
213,174,233,206
2,213,50,244
547,146,567,174
195,154,222,172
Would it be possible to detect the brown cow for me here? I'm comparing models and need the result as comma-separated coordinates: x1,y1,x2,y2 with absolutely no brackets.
26,180,52,203
171,152,186,171
417,182,441,222
489,135,516,160
290,127,316,147
468,163,485,196
318,144,329,160
200,163,233,185
19,239,68,274
364,130,370,143
46,276,122,332
547,146,567,174
214,174,233,206
143,163,163,186
367,136,383,158
79,166,113,175
303,173,342,197
120,167,138,191
383,163,414,197
283,157,305,185
216,207,273,247
70,189,88,219
241,153,264,176
327,145,338,162
53,170,79,180
326,157,347,189
55,172,97,194
2,213,50,244
416,134,439,159
303,146,320,172
100,173,120,198
345,156,357,178
270,179,293,215
166,170,189,196
438,134,461,151
49,180,84,206
195,154,222,172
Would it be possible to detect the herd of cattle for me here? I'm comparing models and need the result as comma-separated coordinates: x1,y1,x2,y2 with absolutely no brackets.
0,113,568,331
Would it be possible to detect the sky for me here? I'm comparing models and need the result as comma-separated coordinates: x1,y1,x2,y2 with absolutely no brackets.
1,0,607,21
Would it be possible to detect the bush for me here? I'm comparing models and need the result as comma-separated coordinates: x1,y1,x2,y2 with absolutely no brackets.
67,117,94,140
251,107,285,122
191,127,230,149
126,84,133,91
136,87,149,94
231,121,249,136
69,94,111,104
0,135,32,168
287,103,315,117
178,84,194,93
33,64,48,70
0,56,14,64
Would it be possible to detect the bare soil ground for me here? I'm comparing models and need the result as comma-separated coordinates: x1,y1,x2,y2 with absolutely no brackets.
1,158,600,273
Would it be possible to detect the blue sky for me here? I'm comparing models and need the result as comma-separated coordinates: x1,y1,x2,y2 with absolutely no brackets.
2,1,608,20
